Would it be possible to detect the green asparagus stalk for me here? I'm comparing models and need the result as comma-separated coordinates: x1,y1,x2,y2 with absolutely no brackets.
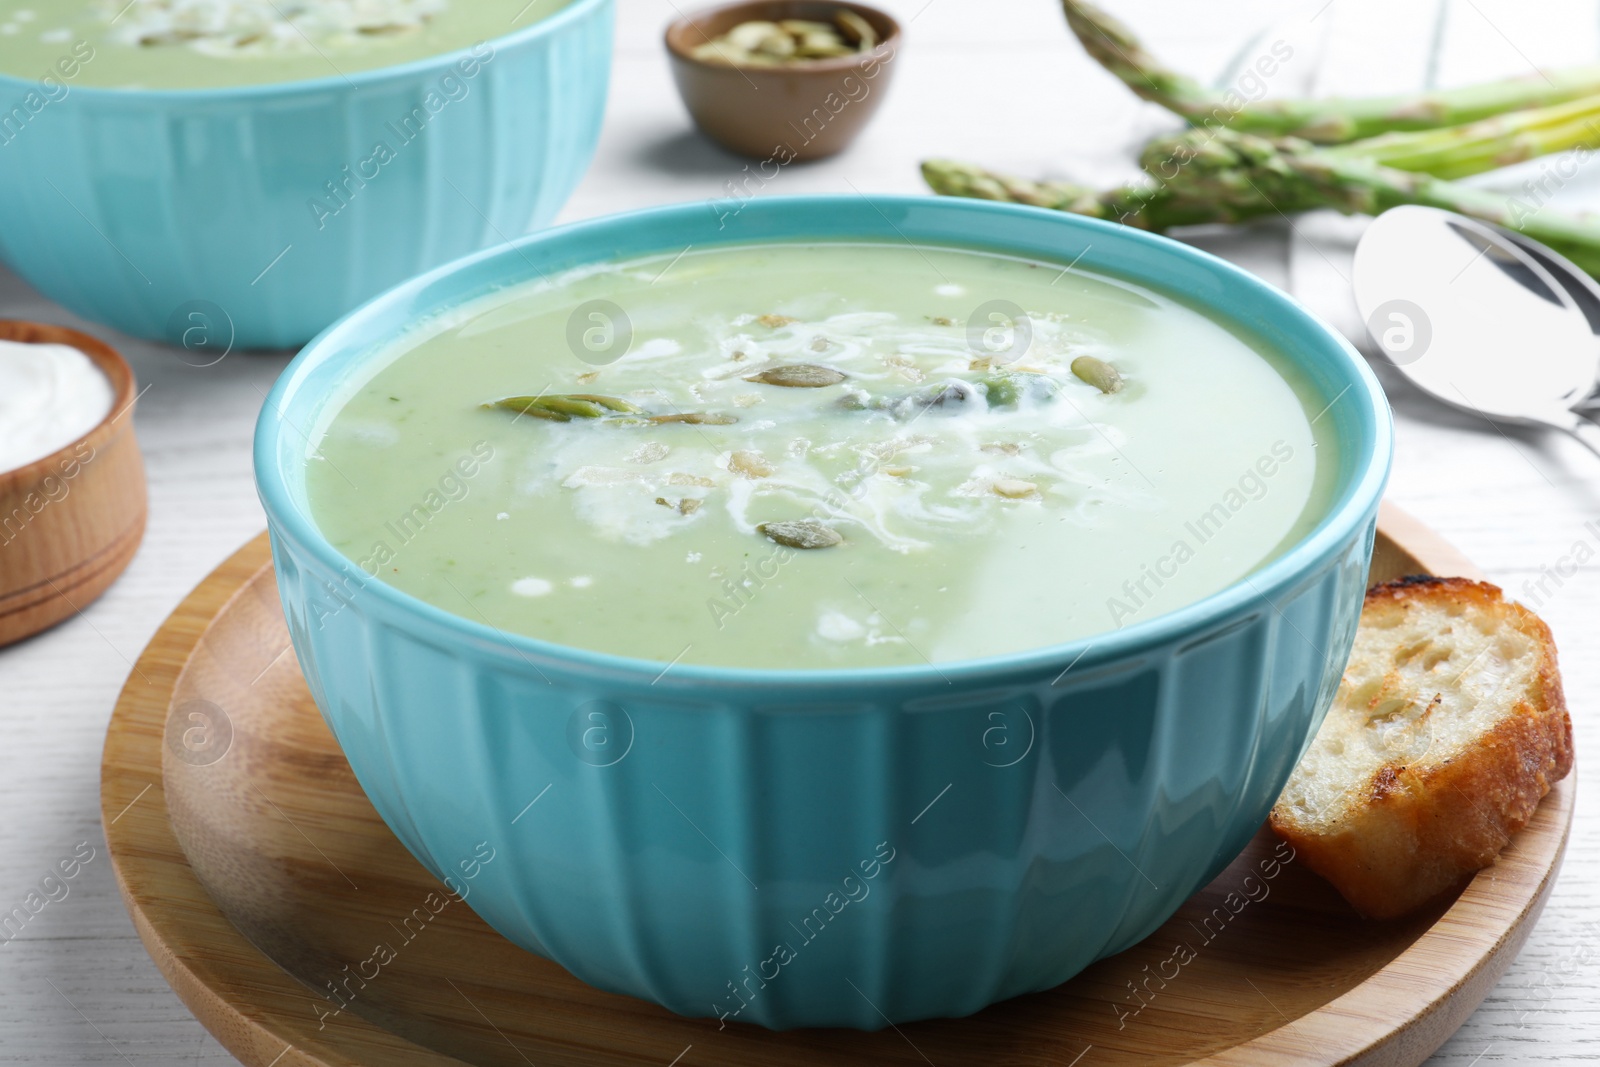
1063,0,1600,143
1128,93,1600,184
927,92,1600,229
1142,123,1600,222
1179,129,1600,276
1325,93,1600,179
923,131,1600,279
915,162,1225,229
921,156,1297,233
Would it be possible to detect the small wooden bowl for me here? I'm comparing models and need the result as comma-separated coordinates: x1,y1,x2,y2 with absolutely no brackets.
0,321,147,647
665,1,900,162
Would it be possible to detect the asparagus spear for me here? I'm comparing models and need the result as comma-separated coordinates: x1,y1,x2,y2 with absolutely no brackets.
1324,93,1600,179
924,130,1600,278
1127,92,1600,185
1062,0,1600,143
919,159,1220,230
928,91,1600,226
1177,129,1600,276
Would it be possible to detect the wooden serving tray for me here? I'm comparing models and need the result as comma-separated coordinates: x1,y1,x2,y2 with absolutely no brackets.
101,503,1573,1067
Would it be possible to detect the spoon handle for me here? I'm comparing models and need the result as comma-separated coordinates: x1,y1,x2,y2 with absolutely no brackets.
1567,418,1600,458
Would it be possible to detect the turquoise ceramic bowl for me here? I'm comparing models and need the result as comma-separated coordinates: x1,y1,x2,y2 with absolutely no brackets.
255,195,1392,1029
0,0,612,350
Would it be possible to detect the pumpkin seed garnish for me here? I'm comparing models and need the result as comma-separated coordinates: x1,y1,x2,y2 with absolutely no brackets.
745,363,847,388
488,399,566,421
726,20,783,50
690,14,876,69
757,314,797,328
840,380,974,417
758,520,843,549
834,9,878,48
488,395,734,425
838,389,875,411
487,394,644,421
779,19,834,36
796,34,854,58
628,442,670,464
728,450,773,478
992,478,1039,499
841,374,1060,418
575,393,641,407
656,496,703,515
893,379,977,416
1070,356,1124,394
978,372,1058,407
752,26,796,58
648,412,740,425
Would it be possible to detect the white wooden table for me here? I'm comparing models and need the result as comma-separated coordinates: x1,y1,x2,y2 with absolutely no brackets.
1,0,1595,1062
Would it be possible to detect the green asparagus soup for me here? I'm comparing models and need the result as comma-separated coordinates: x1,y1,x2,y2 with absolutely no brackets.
305,242,1339,670
0,0,571,89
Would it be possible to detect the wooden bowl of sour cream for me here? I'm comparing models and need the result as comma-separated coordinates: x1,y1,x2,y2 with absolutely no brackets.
0,322,146,647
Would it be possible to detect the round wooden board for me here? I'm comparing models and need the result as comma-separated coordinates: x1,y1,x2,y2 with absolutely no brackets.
101,502,1574,1067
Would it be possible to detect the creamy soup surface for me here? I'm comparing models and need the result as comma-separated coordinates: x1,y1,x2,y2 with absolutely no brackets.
306,242,1340,670
0,0,571,89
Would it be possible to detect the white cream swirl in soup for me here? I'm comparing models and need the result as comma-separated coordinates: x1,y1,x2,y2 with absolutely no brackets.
306,242,1338,669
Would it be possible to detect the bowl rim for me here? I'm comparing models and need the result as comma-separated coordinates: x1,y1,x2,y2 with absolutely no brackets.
255,194,1393,690
0,319,137,492
664,0,901,74
0,0,610,101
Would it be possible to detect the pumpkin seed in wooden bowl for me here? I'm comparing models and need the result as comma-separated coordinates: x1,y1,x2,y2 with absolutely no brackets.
664,1,901,161
688,9,879,67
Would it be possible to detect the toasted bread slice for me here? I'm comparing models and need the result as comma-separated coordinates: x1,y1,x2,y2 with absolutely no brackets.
1270,576,1572,919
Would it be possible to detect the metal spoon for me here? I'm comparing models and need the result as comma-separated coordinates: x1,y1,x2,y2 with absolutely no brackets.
1352,204,1600,456
1494,228,1600,410
1500,230,1600,338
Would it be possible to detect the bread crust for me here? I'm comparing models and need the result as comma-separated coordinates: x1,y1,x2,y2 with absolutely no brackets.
1269,576,1573,920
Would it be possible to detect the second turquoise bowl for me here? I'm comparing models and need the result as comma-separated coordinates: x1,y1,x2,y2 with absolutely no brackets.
0,0,612,350
255,195,1392,1028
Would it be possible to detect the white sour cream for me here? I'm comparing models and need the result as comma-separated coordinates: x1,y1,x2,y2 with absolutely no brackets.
0,340,114,474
